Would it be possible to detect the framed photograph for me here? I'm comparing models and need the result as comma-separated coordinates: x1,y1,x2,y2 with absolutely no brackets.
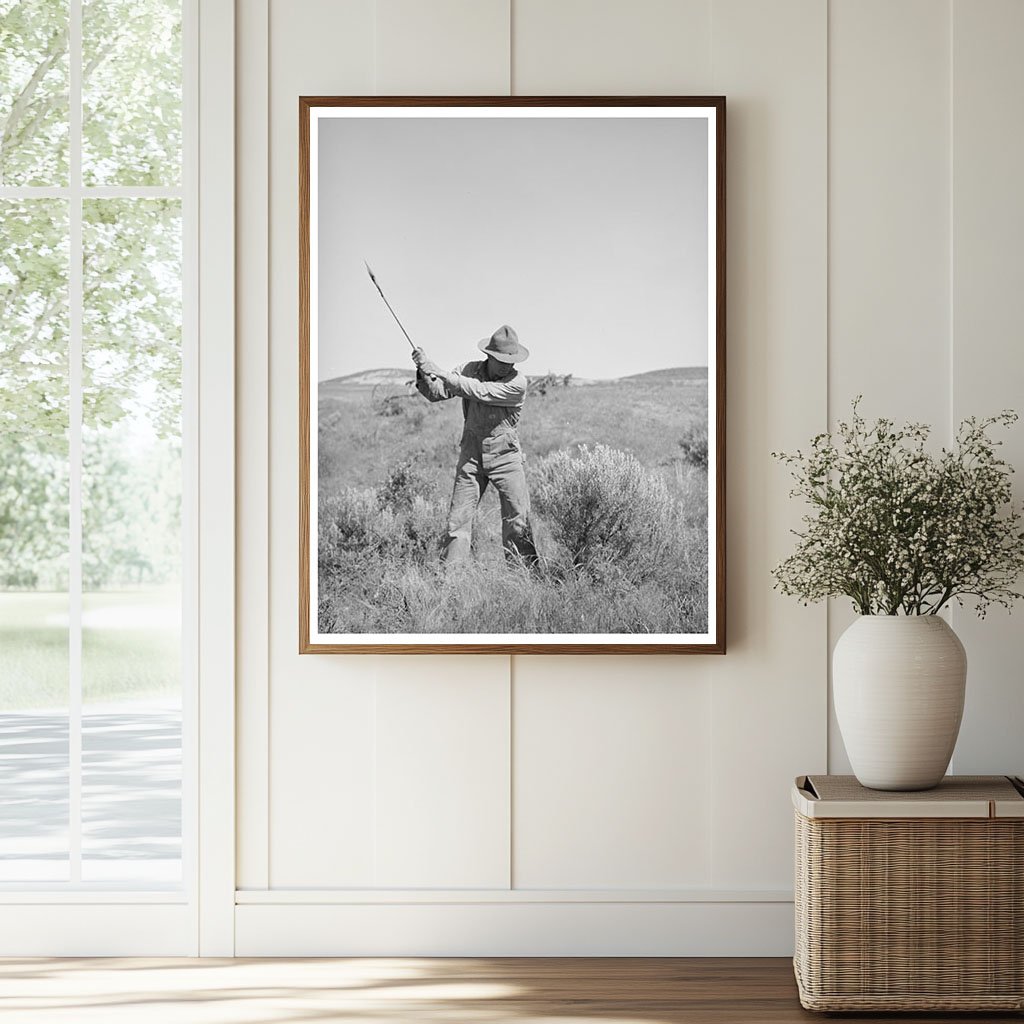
300,96,725,654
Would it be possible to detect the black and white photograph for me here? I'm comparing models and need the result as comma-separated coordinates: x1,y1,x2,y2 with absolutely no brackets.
301,98,725,653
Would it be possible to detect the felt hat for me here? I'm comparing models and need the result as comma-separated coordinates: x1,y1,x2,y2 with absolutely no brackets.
478,324,529,363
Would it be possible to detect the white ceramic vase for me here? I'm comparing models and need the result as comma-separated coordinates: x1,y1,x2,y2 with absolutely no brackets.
833,615,967,791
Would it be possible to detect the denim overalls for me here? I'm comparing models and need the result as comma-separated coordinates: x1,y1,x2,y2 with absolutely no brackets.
417,359,537,563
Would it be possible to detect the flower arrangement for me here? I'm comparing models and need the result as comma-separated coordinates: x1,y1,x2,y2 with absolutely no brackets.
772,401,1024,616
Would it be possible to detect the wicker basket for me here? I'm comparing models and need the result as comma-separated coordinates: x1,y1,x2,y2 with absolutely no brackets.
793,775,1024,1012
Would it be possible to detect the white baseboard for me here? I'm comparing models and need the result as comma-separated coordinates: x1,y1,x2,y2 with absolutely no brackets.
0,904,196,956
235,899,795,956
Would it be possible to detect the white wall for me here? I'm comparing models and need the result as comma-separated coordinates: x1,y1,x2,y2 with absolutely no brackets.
234,0,1024,956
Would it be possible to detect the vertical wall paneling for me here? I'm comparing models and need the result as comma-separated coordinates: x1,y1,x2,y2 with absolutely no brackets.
267,0,515,891
371,0,515,892
269,666,378,886
374,660,511,888
508,0,719,897
950,0,1024,777
231,0,1024,954
708,0,828,889
512,0,712,95
828,0,951,423
197,0,236,955
266,0,377,888
513,658,713,889
827,0,952,772
375,0,511,95
236,0,270,891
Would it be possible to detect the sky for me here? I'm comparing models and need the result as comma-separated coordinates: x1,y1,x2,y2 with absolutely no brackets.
316,113,709,382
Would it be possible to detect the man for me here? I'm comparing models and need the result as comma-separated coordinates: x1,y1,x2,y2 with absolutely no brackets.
413,325,538,565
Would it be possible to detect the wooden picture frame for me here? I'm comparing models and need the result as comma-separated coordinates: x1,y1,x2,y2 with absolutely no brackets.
300,96,725,654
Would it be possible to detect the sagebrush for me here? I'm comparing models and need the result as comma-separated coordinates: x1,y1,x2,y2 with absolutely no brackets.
531,444,678,582
318,441,708,634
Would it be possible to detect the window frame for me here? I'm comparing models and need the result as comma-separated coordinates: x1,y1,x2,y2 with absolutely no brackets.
0,0,235,956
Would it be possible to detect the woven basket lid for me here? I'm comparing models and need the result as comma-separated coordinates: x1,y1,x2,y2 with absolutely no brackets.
793,774,1024,819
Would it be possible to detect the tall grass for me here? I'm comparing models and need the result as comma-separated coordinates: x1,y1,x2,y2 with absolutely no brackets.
318,444,708,635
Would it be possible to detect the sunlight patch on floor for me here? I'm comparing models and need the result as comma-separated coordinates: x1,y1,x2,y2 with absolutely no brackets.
0,958,678,1024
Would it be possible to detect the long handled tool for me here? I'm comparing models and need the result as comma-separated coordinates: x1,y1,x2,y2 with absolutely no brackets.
365,261,416,351
365,261,439,382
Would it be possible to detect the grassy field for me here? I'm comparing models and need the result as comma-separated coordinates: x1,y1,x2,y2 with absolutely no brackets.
319,367,707,493
317,368,709,636
0,589,180,710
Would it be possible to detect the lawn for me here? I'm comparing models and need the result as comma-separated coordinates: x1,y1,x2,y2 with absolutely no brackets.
0,589,181,710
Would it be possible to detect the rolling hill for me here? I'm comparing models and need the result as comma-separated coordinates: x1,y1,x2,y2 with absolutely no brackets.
319,366,708,391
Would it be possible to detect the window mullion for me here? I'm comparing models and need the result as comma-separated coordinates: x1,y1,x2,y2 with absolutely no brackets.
68,0,83,886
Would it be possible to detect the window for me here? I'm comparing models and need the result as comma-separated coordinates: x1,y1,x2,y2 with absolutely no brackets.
0,0,191,889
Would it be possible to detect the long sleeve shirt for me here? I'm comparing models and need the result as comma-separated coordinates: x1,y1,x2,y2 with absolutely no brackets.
416,359,527,445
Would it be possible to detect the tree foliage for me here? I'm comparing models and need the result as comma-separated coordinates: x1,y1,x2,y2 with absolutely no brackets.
82,0,181,186
0,198,68,446
0,0,69,186
1,0,183,589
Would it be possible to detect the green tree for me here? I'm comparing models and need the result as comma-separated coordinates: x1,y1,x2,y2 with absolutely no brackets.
82,0,181,186
0,440,67,587
1,0,183,589
0,0,69,186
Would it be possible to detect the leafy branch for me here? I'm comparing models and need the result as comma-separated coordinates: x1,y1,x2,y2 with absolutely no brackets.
0,24,67,182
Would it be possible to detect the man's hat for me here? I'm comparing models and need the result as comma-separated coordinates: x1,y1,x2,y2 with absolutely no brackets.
478,324,529,363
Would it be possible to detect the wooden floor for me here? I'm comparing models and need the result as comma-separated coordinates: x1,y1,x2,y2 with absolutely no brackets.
0,957,1019,1023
